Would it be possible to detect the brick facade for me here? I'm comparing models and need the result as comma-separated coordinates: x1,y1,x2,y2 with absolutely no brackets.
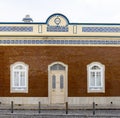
0,46,119,97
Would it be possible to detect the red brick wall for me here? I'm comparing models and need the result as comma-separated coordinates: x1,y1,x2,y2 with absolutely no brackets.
0,46,119,97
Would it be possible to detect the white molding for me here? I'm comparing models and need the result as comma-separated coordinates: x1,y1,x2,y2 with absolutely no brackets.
87,62,105,93
10,62,29,93
73,25,77,34
38,25,42,33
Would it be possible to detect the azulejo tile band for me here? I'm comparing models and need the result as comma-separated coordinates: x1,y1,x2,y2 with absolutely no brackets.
0,40,119,45
0,26,33,32
47,26,68,32
82,27,120,32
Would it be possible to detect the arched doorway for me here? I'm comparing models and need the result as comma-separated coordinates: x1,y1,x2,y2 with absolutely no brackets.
48,62,68,104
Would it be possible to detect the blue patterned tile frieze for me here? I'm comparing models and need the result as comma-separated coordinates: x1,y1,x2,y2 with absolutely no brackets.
47,26,68,32
82,27,120,32
0,40,119,45
0,26,33,32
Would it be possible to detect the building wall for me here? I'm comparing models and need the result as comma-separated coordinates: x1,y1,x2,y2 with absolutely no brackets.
0,14,119,106
0,46,119,97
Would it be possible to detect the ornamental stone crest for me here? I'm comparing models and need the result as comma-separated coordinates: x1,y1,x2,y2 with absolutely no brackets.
46,13,69,32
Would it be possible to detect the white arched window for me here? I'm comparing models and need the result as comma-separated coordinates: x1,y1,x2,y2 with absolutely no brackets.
10,62,28,93
87,62,105,93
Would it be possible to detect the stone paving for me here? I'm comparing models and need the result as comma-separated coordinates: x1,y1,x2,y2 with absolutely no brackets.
0,109,120,118
0,104,120,117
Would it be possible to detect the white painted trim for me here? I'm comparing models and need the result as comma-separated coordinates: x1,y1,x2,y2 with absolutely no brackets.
87,62,105,93
73,25,77,34
10,62,29,93
38,25,42,33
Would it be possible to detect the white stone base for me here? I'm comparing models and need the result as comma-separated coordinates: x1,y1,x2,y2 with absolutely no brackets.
68,97,120,105
0,97,120,108
68,97,120,108
0,97,49,105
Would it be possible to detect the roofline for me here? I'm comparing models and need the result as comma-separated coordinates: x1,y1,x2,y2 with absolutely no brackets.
0,22,120,25
0,22,46,24
0,13,120,25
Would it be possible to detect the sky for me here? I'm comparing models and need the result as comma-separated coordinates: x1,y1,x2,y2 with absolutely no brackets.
0,0,120,23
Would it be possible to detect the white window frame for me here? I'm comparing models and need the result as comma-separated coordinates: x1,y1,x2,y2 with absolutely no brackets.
10,62,29,93
87,62,105,93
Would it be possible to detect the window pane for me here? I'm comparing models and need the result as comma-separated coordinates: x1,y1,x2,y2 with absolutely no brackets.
14,72,19,86
20,72,25,86
52,75,56,89
60,75,64,89
90,72,95,86
96,72,101,86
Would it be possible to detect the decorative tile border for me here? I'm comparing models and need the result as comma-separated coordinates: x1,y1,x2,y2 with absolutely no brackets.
0,26,33,32
82,27,120,32
0,40,119,45
47,26,68,32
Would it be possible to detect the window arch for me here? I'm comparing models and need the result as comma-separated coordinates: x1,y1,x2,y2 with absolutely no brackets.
50,64,65,71
87,62,105,93
10,62,28,93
